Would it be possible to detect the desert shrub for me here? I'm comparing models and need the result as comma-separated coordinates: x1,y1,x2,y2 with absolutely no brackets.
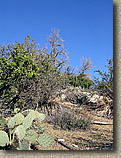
50,112,91,130
77,93,90,105
64,92,79,104
69,73,94,89
65,92,90,106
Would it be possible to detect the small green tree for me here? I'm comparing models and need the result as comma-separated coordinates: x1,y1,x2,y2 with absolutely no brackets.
94,59,113,100
0,40,39,113
69,73,94,89
68,57,94,89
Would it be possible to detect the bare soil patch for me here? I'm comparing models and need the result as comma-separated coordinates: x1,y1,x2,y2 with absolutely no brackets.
37,99,113,150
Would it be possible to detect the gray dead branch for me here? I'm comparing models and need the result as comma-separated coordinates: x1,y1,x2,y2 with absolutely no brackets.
92,121,113,125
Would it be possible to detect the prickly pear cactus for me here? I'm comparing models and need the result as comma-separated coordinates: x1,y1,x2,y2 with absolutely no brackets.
12,133,20,149
22,109,33,117
23,114,34,130
11,126,16,135
34,124,46,134
24,129,38,143
14,113,24,126
7,117,15,129
22,110,45,122
0,109,53,150
14,125,26,141
36,113,46,122
38,124,46,132
0,130,9,146
37,133,53,147
19,139,30,150
28,110,36,120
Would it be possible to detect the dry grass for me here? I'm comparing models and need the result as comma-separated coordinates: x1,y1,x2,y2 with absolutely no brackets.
35,99,113,150
35,120,113,150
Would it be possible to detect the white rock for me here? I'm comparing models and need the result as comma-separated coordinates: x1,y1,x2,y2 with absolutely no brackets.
60,94,66,102
89,94,100,102
57,139,65,142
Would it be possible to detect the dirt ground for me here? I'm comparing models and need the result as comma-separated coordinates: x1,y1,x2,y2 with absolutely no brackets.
36,100,113,150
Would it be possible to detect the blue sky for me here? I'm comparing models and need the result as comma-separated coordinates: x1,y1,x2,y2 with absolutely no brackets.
0,0,113,80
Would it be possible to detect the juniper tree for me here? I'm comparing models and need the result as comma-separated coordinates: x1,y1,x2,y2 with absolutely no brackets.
94,58,113,100
69,57,94,89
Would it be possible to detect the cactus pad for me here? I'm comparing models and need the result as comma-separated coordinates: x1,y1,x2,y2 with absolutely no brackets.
22,109,33,117
37,133,53,147
34,124,46,134
14,125,26,141
31,121,46,134
0,130,9,146
11,126,16,134
24,129,38,143
38,124,46,132
23,114,34,130
28,110,37,120
32,111,46,122
20,139,30,150
36,113,46,122
7,117,15,129
14,113,24,126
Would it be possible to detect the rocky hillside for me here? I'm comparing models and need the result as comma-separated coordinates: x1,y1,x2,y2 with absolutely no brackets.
0,86,113,150
36,86,113,150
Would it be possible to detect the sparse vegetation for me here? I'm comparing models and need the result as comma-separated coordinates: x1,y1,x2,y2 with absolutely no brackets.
0,29,113,150
50,111,91,131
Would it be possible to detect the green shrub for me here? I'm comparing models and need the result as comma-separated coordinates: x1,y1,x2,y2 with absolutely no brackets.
51,112,91,131
94,59,113,100
69,73,94,89
0,29,69,116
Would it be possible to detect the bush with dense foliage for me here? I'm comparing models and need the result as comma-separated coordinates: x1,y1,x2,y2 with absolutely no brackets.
66,57,94,89
0,41,39,117
0,29,69,117
69,72,94,89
